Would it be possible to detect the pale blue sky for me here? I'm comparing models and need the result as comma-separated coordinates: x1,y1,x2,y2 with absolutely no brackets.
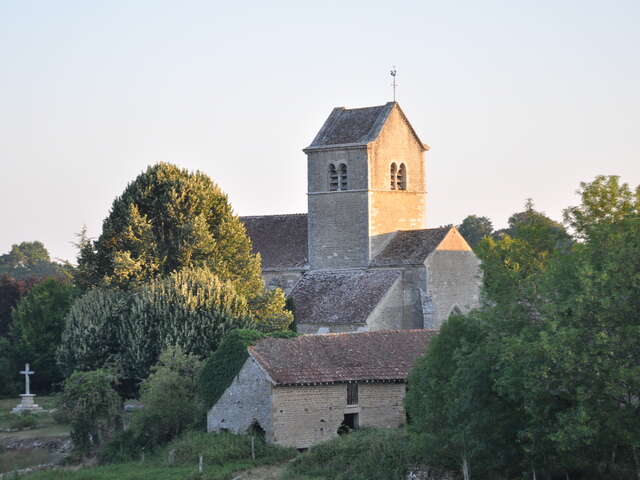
1,1,639,262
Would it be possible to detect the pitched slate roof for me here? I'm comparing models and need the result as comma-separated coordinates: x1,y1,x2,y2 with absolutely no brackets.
304,103,394,150
289,269,401,325
240,214,308,270
305,102,427,151
249,329,436,385
371,227,451,266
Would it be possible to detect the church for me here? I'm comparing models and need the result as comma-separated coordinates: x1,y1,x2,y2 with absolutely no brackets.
241,101,481,332
206,102,481,448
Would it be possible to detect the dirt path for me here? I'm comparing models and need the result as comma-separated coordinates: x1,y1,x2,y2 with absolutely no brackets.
231,463,288,480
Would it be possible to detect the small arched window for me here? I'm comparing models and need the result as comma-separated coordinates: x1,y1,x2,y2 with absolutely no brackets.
390,163,397,190
329,164,338,191
339,163,348,190
397,163,407,190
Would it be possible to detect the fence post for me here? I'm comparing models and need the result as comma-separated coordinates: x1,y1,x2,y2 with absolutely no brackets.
251,436,255,460
198,455,203,473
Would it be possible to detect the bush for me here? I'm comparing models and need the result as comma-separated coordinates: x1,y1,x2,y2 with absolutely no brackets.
167,431,296,466
9,412,37,430
129,347,204,449
60,370,121,455
283,429,423,480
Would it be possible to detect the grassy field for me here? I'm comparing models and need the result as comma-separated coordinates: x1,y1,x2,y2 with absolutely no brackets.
23,431,297,480
0,396,70,474
0,396,69,440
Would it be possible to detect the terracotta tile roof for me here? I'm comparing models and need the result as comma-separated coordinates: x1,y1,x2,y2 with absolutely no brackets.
305,103,394,149
240,214,308,270
371,227,451,266
289,269,401,325
249,330,437,385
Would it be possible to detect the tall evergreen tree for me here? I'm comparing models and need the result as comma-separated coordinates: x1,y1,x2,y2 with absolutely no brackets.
76,163,263,299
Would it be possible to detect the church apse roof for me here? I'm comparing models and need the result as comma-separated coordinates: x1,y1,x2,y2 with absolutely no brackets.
288,269,401,325
371,227,452,266
248,329,436,385
304,102,427,151
240,214,308,270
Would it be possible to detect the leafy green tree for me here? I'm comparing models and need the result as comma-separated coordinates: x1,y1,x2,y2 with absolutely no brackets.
75,163,262,299
0,241,71,280
0,241,50,267
502,199,571,252
130,347,204,449
406,313,522,480
563,175,640,239
458,215,493,249
11,279,79,392
60,369,121,455
0,274,37,337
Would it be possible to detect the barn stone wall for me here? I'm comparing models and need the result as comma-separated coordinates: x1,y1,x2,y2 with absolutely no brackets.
271,382,407,449
207,357,274,442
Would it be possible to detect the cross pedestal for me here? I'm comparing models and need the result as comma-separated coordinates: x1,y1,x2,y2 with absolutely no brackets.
11,363,43,414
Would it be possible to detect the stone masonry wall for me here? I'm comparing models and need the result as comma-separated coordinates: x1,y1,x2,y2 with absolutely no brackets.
359,383,406,429
271,382,407,448
207,357,274,442
307,192,369,269
424,249,481,329
368,105,426,257
307,147,370,269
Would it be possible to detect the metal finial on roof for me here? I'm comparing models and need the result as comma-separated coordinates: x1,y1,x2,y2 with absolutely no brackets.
390,66,397,102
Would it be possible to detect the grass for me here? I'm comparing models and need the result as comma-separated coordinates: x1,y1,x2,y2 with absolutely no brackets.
22,460,258,480
282,428,424,480
23,431,297,480
0,448,54,473
0,396,70,440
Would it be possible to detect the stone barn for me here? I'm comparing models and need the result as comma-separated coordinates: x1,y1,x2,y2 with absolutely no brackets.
207,329,436,449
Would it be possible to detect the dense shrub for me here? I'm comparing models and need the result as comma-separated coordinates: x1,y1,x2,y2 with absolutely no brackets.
130,347,204,448
58,269,254,384
60,370,121,455
9,412,38,430
283,428,423,480
198,329,297,406
167,431,296,466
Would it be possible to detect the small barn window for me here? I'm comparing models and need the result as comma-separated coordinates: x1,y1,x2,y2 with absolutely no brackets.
328,164,338,191
397,163,407,190
347,382,358,406
390,163,397,190
339,163,348,190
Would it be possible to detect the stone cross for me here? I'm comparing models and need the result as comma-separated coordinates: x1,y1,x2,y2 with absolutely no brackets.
20,363,34,395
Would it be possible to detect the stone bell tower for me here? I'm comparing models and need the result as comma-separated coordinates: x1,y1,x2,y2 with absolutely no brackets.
303,102,429,270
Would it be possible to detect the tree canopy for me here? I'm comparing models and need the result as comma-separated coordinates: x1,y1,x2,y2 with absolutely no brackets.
458,215,493,249
76,163,263,299
407,176,640,480
58,268,255,386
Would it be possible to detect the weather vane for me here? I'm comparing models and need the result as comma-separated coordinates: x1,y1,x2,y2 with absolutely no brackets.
390,66,397,102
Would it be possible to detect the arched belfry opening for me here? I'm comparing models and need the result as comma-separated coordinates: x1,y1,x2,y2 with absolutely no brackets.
390,162,397,190
398,163,406,190
339,163,348,190
328,164,338,191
